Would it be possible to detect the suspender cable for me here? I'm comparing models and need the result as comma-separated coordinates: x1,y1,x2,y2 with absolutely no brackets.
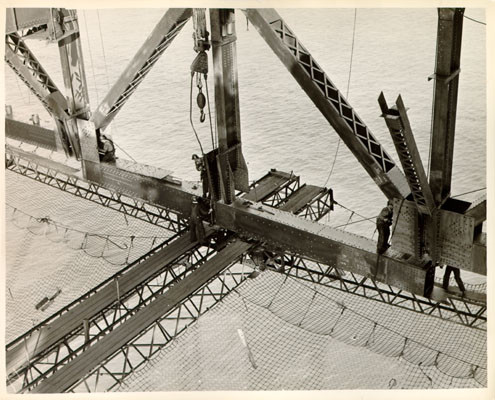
323,8,357,187
82,11,100,105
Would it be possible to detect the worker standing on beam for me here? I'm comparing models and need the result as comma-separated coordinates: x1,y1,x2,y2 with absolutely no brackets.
192,154,209,198
376,200,394,254
442,265,466,295
190,196,206,245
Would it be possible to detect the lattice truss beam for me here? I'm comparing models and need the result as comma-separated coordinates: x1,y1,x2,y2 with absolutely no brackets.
5,146,187,232
262,254,486,330
7,231,236,393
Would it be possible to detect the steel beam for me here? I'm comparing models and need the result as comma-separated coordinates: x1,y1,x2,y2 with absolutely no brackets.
243,8,410,200
6,145,188,232
379,93,435,215
91,8,192,131
5,232,208,380
210,9,249,201
428,8,464,205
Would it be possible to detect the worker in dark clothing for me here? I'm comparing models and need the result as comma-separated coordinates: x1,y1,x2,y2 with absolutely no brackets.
99,134,116,163
192,154,208,198
442,265,466,294
376,200,394,254
420,249,433,269
190,197,206,244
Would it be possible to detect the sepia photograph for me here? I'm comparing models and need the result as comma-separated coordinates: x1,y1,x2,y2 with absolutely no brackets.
2,2,491,397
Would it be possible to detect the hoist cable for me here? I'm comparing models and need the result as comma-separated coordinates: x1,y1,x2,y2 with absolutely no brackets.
96,10,111,91
464,14,486,25
451,187,486,198
112,140,137,162
323,8,357,187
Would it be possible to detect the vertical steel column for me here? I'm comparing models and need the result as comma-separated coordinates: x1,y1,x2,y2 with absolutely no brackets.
428,8,464,206
52,8,100,181
210,9,249,204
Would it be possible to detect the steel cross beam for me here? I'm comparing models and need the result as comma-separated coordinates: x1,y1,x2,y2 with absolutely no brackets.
91,8,192,132
4,33,74,156
243,8,410,201
428,8,464,206
379,93,435,215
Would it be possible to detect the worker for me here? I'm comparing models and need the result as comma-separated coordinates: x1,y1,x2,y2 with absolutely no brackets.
376,200,394,254
420,249,433,269
442,265,466,294
99,134,116,163
190,196,206,244
192,154,208,198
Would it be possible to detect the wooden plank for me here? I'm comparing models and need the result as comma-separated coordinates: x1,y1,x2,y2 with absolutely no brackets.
32,239,251,393
7,231,212,376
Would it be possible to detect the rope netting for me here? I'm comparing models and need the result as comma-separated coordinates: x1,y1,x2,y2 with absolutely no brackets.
5,171,174,342
116,270,486,391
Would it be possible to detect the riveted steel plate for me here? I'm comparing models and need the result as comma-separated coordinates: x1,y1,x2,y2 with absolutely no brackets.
390,199,417,256
76,119,100,163
437,209,475,270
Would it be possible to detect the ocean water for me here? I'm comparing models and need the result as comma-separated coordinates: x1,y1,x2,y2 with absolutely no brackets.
4,8,487,391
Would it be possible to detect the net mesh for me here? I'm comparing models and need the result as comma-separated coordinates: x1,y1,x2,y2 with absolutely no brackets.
116,270,486,391
5,170,487,390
